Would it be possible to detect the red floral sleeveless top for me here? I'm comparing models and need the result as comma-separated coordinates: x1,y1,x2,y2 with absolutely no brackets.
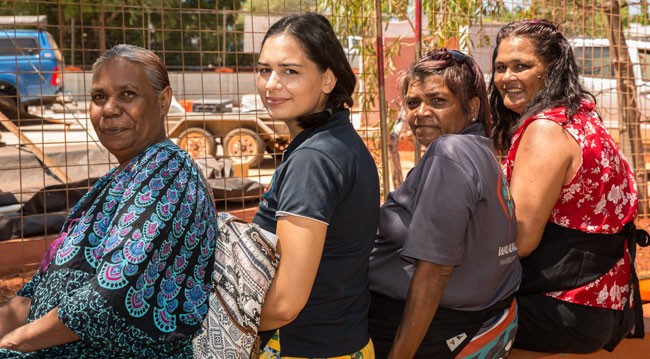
504,100,638,309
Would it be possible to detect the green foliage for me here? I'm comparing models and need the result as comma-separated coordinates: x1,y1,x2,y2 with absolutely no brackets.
0,0,638,70
0,0,246,69
241,0,316,13
422,0,483,51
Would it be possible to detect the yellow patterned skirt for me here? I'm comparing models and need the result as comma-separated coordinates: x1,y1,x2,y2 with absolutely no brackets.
259,331,374,359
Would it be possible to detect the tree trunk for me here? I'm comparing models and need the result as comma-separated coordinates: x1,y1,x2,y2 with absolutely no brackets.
388,132,403,189
56,6,67,60
603,1,649,215
98,10,106,54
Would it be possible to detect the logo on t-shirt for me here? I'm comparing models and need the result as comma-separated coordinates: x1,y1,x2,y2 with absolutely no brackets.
496,171,515,220
446,332,468,352
263,172,277,200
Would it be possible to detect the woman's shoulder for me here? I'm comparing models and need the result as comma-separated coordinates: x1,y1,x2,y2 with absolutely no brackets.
526,106,569,125
514,106,575,144
136,141,196,169
119,141,207,189
427,132,493,160
526,99,595,124
516,119,576,154
292,127,370,166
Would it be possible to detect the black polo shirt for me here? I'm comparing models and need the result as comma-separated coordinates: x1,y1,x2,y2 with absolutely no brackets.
254,110,380,356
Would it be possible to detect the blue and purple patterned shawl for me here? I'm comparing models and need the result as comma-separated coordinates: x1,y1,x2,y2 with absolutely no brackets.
21,141,217,353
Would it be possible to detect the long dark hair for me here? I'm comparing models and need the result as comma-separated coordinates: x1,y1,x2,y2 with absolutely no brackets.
401,49,491,136
488,20,594,151
261,13,357,129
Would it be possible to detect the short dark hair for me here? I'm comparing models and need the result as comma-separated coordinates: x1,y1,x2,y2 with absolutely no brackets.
400,49,491,136
488,20,594,151
92,44,170,95
261,13,357,129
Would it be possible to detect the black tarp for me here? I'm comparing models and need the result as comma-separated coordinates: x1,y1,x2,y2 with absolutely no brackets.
0,159,263,241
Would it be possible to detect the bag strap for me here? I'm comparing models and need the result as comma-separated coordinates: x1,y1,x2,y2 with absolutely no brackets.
222,214,277,258
213,266,262,358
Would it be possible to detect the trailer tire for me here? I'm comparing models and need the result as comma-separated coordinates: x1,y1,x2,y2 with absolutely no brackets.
176,127,216,158
223,128,265,168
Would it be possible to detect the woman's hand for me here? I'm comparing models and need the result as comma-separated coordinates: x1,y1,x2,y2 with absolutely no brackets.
510,120,580,258
0,306,79,352
388,260,453,358
0,296,31,340
259,215,327,331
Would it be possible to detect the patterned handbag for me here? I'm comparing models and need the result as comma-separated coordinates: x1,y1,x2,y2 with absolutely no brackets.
193,212,280,359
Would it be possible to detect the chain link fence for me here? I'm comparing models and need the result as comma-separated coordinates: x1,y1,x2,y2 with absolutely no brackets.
1,0,650,288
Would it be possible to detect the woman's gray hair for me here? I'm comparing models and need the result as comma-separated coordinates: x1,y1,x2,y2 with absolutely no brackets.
92,44,170,94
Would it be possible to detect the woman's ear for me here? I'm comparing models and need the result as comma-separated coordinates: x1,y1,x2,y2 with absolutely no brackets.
469,97,480,121
321,68,337,94
158,86,173,114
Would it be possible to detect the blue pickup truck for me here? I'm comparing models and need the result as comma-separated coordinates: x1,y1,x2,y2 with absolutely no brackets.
0,29,64,113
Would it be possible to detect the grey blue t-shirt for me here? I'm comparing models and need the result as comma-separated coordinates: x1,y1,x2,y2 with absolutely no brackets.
254,110,380,356
369,123,521,311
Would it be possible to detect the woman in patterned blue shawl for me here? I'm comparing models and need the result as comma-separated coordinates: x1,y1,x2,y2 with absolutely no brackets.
0,44,218,358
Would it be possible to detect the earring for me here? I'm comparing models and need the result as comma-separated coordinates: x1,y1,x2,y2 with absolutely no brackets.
537,75,542,80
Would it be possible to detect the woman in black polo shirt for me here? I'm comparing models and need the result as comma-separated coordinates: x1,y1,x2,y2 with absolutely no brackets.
253,13,380,357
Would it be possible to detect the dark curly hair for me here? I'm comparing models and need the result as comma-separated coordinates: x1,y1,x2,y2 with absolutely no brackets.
488,20,594,151
261,13,357,129
400,48,491,136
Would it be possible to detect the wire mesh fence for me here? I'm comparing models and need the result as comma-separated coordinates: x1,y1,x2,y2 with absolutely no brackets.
2,0,650,288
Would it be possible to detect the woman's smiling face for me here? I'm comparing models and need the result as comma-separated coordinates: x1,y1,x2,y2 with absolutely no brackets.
493,36,548,115
255,34,336,126
89,57,169,165
405,74,474,147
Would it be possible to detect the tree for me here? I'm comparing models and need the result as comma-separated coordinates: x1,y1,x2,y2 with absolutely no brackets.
240,0,316,12
0,0,245,69
317,0,489,192
600,0,648,214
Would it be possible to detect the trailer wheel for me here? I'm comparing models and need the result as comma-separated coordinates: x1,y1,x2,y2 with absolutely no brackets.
223,128,265,168
176,127,216,158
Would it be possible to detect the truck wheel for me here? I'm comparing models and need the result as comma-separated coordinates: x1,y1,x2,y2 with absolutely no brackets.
176,127,216,158
0,86,20,119
0,94,17,109
223,128,265,168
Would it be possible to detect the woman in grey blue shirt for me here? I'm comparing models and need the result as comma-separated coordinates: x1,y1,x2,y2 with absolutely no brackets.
369,49,521,359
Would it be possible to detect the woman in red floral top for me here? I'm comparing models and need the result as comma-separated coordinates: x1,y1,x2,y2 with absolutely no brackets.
489,20,644,353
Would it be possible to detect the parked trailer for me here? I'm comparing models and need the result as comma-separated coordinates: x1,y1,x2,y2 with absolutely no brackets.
167,110,290,168
571,38,650,160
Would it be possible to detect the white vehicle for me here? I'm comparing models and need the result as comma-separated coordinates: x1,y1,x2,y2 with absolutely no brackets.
570,38,650,155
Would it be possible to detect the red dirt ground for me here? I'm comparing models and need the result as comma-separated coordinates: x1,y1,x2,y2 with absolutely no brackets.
0,269,36,303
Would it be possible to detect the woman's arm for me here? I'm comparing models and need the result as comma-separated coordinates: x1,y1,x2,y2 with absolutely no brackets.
510,120,580,258
259,215,327,331
0,296,31,339
0,306,78,352
388,261,453,358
